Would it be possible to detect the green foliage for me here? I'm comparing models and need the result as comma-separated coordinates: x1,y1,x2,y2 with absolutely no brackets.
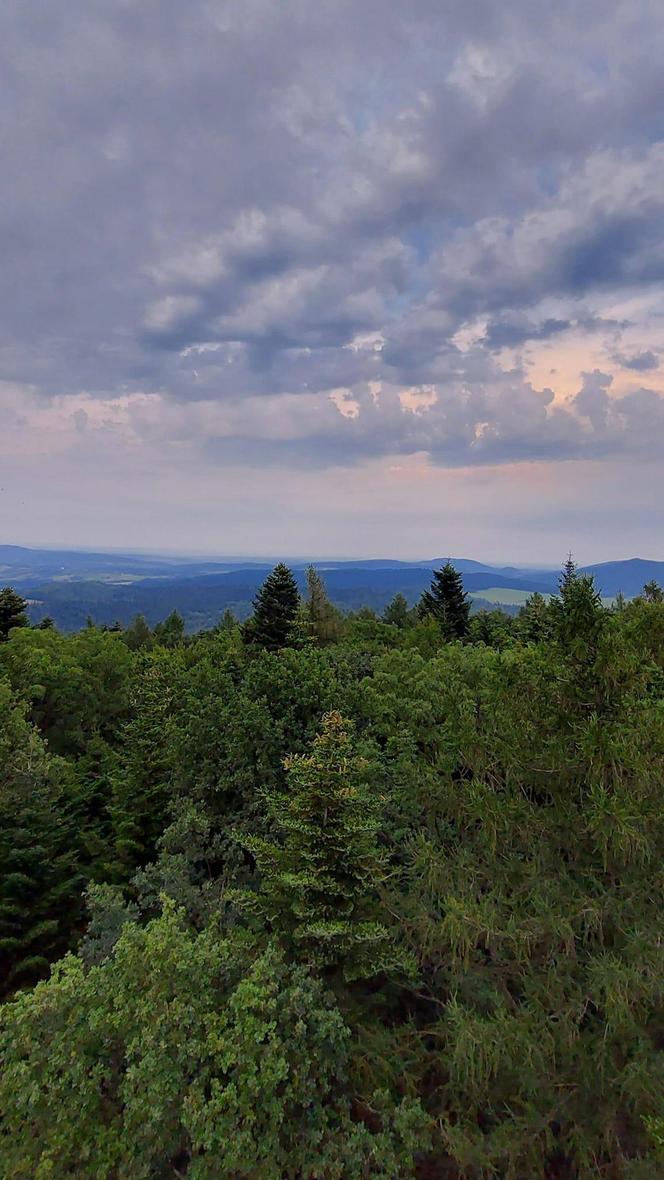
304,565,344,645
123,612,153,650
361,624,664,1176
0,902,426,1180
243,562,300,651
240,711,393,980
418,561,470,639
1,561,664,1177
109,650,180,878
468,607,515,648
382,592,412,628
0,625,133,757
153,608,185,648
0,586,29,641
642,579,664,604
516,590,553,643
0,682,82,995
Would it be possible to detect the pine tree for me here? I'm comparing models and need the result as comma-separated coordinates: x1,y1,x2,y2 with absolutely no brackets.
383,592,412,628
241,711,391,979
0,587,29,642
304,565,342,645
243,563,300,651
418,562,470,639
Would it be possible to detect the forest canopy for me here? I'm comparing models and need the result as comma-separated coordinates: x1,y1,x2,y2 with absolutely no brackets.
0,560,663,1179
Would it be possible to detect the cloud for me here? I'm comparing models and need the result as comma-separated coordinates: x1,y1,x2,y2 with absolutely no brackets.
1,0,663,557
613,349,659,371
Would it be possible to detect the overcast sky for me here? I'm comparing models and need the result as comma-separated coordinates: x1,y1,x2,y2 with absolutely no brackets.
2,0,663,561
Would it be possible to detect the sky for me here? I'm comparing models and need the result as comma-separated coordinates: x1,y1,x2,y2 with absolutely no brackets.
1,0,663,562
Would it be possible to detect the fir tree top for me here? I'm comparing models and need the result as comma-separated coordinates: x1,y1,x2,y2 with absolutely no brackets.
0,587,29,642
418,561,470,640
244,563,300,651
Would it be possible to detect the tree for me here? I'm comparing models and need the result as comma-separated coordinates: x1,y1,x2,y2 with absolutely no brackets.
643,579,664,604
218,607,238,631
0,587,28,642
241,711,392,980
418,562,470,640
123,613,153,651
560,550,578,591
0,626,133,758
109,652,178,879
383,592,412,628
468,607,514,648
517,591,553,644
304,565,343,645
153,609,185,648
365,638,664,1177
243,563,300,651
0,682,82,996
550,557,605,661
0,903,426,1179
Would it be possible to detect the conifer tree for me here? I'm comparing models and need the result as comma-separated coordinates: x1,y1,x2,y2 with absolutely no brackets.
560,550,578,590
383,592,412,628
517,591,552,643
243,563,300,651
304,565,342,645
153,609,185,648
0,683,82,995
551,555,605,654
643,579,664,604
109,655,177,879
0,587,29,642
241,711,391,979
123,613,153,651
418,562,470,639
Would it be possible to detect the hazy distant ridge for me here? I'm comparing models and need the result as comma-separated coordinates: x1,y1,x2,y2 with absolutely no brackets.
2,545,662,631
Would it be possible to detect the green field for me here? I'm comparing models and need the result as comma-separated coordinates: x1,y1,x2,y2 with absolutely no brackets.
471,586,550,605
474,587,616,607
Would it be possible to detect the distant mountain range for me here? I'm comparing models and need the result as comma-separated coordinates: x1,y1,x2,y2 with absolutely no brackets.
1,545,662,632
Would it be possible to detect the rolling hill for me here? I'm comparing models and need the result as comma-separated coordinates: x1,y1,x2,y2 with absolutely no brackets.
2,545,661,631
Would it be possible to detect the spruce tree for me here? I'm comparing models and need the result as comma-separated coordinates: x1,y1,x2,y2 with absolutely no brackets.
418,561,470,639
0,587,29,642
241,711,391,979
243,563,300,651
551,556,605,655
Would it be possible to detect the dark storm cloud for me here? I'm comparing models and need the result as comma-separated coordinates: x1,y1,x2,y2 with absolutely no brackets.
1,0,663,466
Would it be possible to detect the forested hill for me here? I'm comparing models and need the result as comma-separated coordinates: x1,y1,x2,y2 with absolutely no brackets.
1,560,664,1177
3,543,663,631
